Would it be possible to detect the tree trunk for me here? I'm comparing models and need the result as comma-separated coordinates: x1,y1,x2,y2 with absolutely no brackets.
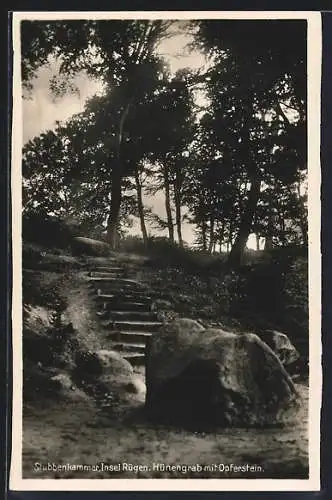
278,213,288,246
173,169,183,247
228,218,234,254
163,164,174,243
208,216,215,253
264,213,275,250
296,182,308,245
219,221,225,253
256,234,260,251
228,174,261,267
201,223,207,251
299,218,308,246
135,167,148,246
107,166,122,250
106,102,132,250
264,235,273,250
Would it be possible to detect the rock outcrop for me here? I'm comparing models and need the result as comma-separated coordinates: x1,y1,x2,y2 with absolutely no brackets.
71,237,111,257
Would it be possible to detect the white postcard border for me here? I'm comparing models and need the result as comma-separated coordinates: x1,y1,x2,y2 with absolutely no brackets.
10,10,322,492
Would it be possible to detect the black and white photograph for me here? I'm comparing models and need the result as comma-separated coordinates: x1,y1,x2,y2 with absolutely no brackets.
10,11,321,491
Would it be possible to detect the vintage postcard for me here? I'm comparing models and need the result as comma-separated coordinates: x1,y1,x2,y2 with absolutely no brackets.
10,10,321,492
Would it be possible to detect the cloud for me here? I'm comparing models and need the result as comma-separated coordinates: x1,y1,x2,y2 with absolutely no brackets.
158,32,206,74
23,66,103,144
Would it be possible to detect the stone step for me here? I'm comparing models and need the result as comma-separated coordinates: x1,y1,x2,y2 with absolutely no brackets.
92,266,125,273
84,257,119,266
103,320,162,333
88,277,144,286
107,330,152,344
95,289,152,301
95,296,153,311
111,342,146,354
111,287,171,301
99,310,157,322
147,290,174,299
121,352,145,366
89,281,146,293
100,301,151,312
89,271,126,279
90,284,146,295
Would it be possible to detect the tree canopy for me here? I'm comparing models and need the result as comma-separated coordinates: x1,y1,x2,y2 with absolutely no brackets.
21,18,307,264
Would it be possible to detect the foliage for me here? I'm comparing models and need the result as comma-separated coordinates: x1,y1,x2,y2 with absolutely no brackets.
189,19,307,263
225,249,308,353
23,213,78,249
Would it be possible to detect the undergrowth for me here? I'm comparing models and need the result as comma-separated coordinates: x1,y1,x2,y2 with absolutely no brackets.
134,239,308,357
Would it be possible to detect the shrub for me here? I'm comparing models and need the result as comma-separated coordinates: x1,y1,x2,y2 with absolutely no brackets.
118,235,147,254
23,214,77,249
226,254,308,355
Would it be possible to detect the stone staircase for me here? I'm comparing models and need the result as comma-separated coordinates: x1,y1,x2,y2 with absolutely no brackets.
87,259,163,366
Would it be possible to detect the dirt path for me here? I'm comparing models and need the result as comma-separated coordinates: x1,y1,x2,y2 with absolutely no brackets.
23,381,308,479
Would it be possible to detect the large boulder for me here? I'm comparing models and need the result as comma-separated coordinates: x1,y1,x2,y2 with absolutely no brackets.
23,304,55,365
24,304,52,333
145,318,298,427
73,349,133,384
72,349,145,407
258,329,300,368
71,237,111,257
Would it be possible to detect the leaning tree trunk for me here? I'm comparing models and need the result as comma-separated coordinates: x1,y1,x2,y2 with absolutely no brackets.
135,167,148,247
175,203,183,247
228,173,261,267
163,165,174,244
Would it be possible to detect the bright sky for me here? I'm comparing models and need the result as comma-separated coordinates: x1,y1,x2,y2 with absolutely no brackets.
22,29,258,249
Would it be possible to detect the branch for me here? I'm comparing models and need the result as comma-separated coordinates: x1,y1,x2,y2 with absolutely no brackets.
278,100,299,113
117,100,133,155
275,101,292,130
